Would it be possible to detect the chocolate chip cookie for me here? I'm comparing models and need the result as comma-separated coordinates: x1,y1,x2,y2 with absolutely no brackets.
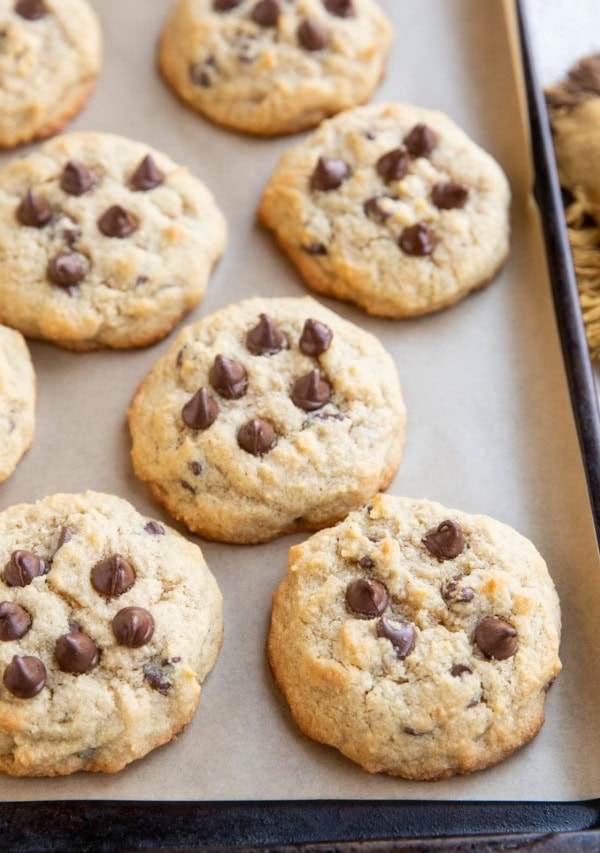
128,297,405,544
0,0,102,148
0,132,227,350
158,0,393,136
268,494,561,779
0,491,223,776
258,102,511,317
0,325,35,483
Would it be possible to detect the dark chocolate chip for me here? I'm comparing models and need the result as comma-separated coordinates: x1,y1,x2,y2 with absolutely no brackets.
55,632,100,674
189,62,213,88
301,242,328,255
237,418,276,455
246,313,285,355
97,205,138,238
3,550,46,588
91,554,136,598
399,223,435,256
376,147,409,182
310,156,349,191
432,181,469,210
442,576,474,604
144,659,171,693
363,195,392,223
346,578,388,618
451,663,473,677
423,519,465,560
189,461,203,476
16,190,51,227
291,368,331,411
299,318,333,356
251,0,280,26
213,0,242,8
0,602,31,641
376,617,415,659
297,18,329,51
144,521,165,535
112,607,155,648
474,617,518,660
47,251,86,288
62,226,81,247
323,0,354,17
131,155,164,191
3,655,46,698
60,160,93,196
358,555,375,570
209,355,248,399
182,387,219,429
14,0,47,20
404,123,438,158
56,526,73,550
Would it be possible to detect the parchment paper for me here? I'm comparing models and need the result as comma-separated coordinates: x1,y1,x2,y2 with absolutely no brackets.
0,0,599,802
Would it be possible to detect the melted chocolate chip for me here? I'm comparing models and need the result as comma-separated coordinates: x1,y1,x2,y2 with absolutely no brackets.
346,578,388,618
442,576,474,604
3,550,46,587
60,160,94,196
423,519,465,560
237,418,276,455
292,368,331,411
55,632,100,673
376,147,409,182
251,0,280,26
182,387,219,430
3,655,46,698
17,190,51,227
399,223,435,256
301,242,328,255
209,355,248,399
47,252,86,288
376,617,415,659
213,0,242,8
56,526,73,549
246,314,285,355
91,554,136,598
144,520,165,535
358,555,375,570
112,607,155,648
14,0,47,19
323,0,354,17
299,318,332,356
131,155,164,191
189,461,203,476
310,156,350,191
404,123,438,158
297,18,329,51
97,205,138,238
432,181,469,210
475,617,518,660
363,195,392,223
189,61,215,88
0,602,31,641
144,659,171,693
451,663,473,677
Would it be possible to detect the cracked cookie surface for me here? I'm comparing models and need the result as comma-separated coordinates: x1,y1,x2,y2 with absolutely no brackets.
258,102,511,317
268,494,561,779
0,325,35,483
0,132,227,350
128,296,405,544
0,491,223,776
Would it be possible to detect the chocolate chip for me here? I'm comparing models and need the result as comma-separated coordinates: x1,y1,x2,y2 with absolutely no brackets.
358,555,375,570
91,554,136,598
3,550,46,588
60,160,94,196
55,632,100,674
311,410,347,422
47,252,86,288
131,155,164,191
474,617,518,660
16,190,51,227
363,195,392,223
399,223,435,256
323,0,354,17
451,663,473,677
189,62,213,88
0,603,31,641
237,418,276,455
189,461,203,476
144,659,171,693
301,242,328,255
292,368,331,411
56,526,73,550
376,617,415,659
251,0,280,26
180,480,196,494
376,147,409,182
112,607,155,648
144,521,165,535
432,181,469,210
297,18,329,51
346,578,388,618
209,355,248,399
246,314,285,355
176,347,185,368
299,318,333,356
423,519,465,560
310,156,350,191
3,655,46,698
14,0,47,20
442,576,474,604
404,123,438,158
213,0,242,9
98,205,138,238
182,387,219,429
404,726,425,736
62,225,81,247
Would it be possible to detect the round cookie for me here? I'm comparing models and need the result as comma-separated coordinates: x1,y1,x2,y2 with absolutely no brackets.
128,296,406,544
268,494,561,780
0,132,227,351
0,0,102,148
0,491,223,776
0,325,35,483
258,102,511,317
158,0,393,137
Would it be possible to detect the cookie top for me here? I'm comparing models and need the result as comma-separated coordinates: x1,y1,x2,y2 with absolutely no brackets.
128,296,405,544
0,132,227,350
0,0,102,148
258,102,511,317
158,0,393,136
0,491,223,776
0,325,35,483
268,494,561,780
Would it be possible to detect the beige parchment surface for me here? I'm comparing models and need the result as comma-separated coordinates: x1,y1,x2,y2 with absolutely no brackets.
0,0,599,802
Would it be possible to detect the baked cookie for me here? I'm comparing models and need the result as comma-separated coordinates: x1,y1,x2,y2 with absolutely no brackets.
258,102,511,317
158,0,393,136
128,296,405,544
0,491,223,776
0,0,101,148
0,132,227,351
0,325,35,483
268,494,561,780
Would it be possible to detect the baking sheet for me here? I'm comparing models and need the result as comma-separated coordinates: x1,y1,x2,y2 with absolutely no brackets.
0,0,599,803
